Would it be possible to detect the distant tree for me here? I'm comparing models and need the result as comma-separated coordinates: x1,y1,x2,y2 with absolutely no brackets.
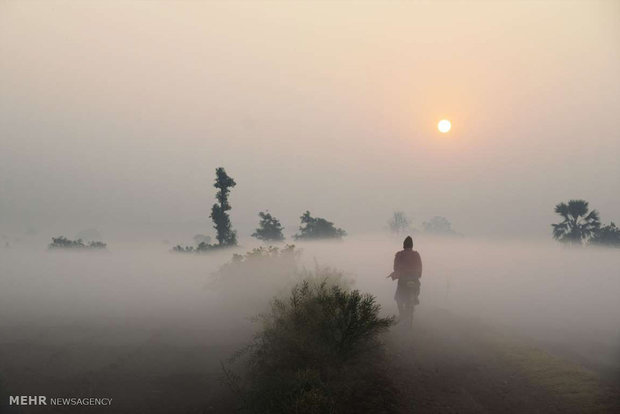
252,211,285,242
552,200,600,245
294,211,346,240
590,222,620,247
422,216,456,235
48,236,107,250
172,245,195,253
210,167,237,247
388,211,410,234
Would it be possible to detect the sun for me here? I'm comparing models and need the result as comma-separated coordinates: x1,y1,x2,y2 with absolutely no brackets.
438,119,451,133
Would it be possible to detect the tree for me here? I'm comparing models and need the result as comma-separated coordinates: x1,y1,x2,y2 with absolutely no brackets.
552,200,600,245
590,222,620,247
388,211,410,234
252,211,285,242
210,167,237,247
294,211,346,240
422,216,456,235
48,236,107,250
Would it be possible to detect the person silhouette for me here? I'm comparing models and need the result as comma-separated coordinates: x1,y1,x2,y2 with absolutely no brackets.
388,236,422,327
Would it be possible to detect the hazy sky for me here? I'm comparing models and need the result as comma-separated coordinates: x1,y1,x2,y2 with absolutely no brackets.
1,0,619,239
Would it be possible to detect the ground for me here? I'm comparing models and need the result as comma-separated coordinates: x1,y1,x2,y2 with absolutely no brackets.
0,309,618,413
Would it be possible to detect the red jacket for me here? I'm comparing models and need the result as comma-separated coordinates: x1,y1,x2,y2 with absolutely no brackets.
393,249,422,280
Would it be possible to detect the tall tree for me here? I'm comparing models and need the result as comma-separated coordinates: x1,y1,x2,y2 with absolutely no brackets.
252,211,285,242
210,167,237,246
294,211,346,240
552,200,600,245
388,211,410,234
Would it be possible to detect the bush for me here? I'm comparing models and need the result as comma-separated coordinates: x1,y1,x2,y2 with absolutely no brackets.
48,236,107,250
224,277,397,414
210,245,300,297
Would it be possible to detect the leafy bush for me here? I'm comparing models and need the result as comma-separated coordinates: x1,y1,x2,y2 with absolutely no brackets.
211,245,299,292
48,236,107,250
224,277,397,414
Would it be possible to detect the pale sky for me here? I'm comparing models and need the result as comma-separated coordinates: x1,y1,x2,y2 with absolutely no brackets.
1,0,619,240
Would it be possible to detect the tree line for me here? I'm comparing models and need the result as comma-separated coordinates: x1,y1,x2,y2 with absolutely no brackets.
173,168,346,253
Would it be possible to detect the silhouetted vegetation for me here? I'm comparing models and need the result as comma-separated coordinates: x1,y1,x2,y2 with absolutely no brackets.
552,200,600,245
210,245,301,302
422,216,457,235
48,236,107,250
211,167,237,247
590,222,620,248
224,277,397,414
252,211,285,242
388,211,410,234
172,167,236,253
172,244,196,253
294,211,346,240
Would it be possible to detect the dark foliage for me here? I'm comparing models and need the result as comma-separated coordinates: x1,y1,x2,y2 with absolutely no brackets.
172,245,196,253
224,278,397,414
48,236,107,250
590,222,620,247
552,200,600,245
252,211,285,242
172,167,236,253
211,167,237,247
294,211,346,240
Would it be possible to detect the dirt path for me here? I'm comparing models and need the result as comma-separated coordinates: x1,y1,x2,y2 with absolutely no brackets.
389,308,619,414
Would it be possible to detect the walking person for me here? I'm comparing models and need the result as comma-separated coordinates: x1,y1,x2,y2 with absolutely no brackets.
388,236,422,327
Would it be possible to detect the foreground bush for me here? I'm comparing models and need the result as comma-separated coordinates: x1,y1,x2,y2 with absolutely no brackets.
48,236,107,250
225,277,397,414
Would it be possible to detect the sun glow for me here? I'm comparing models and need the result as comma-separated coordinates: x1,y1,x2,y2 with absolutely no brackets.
438,119,451,133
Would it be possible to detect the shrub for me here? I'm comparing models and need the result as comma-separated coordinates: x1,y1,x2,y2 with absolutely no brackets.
211,245,300,293
224,277,397,414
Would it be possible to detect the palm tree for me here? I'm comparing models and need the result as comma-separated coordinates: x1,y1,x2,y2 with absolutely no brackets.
552,200,600,245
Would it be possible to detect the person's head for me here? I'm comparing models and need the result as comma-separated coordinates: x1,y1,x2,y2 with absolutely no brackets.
403,236,413,249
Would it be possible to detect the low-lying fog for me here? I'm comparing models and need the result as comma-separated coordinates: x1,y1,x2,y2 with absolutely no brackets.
1,235,619,377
